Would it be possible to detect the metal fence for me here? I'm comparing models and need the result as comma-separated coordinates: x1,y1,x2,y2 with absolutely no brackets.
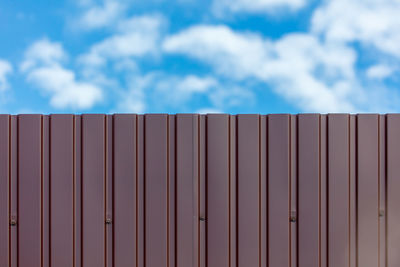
0,114,399,267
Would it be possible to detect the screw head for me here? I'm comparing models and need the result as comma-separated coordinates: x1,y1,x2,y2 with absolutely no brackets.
379,210,385,217
289,211,297,222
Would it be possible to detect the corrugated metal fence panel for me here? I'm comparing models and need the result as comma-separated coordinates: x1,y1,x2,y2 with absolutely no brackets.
387,114,400,266
50,114,74,267
357,115,380,267
268,114,290,267
1,113,400,267
206,114,229,267
298,114,320,267
113,114,137,267
18,115,42,267
327,114,350,267
0,115,9,267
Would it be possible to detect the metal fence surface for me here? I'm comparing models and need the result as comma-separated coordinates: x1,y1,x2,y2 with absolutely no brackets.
0,113,399,267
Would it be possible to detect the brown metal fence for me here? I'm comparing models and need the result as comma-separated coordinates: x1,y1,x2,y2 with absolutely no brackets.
0,113,399,267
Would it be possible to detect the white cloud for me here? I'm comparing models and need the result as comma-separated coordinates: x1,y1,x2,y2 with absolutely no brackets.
176,75,218,93
163,25,358,112
78,14,165,67
21,39,103,109
263,34,358,111
27,66,102,109
113,58,138,72
0,60,12,91
116,73,153,113
213,0,307,15
116,72,254,113
155,74,255,111
154,75,218,105
164,25,272,79
197,108,223,114
366,64,395,80
162,75,217,94
312,0,400,58
20,38,66,72
77,0,126,30
208,85,255,109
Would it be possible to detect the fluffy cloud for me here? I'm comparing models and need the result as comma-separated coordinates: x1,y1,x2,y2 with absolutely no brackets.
197,108,223,114
153,74,254,110
116,73,254,112
27,66,102,109
163,25,358,112
366,64,395,80
312,0,400,58
21,39,102,109
78,14,165,67
75,13,167,112
213,0,307,15
162,75,217,92
174,75,218,93
116,73,153,113
78,0,125,30
154,75,218,105
0,60,12,91
20,39,66,72
164,25,272,79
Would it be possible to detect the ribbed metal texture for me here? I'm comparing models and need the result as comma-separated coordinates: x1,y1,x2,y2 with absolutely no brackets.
0,113,398,267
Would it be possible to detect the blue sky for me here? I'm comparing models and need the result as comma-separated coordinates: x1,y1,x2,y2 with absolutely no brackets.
0,0,399,114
